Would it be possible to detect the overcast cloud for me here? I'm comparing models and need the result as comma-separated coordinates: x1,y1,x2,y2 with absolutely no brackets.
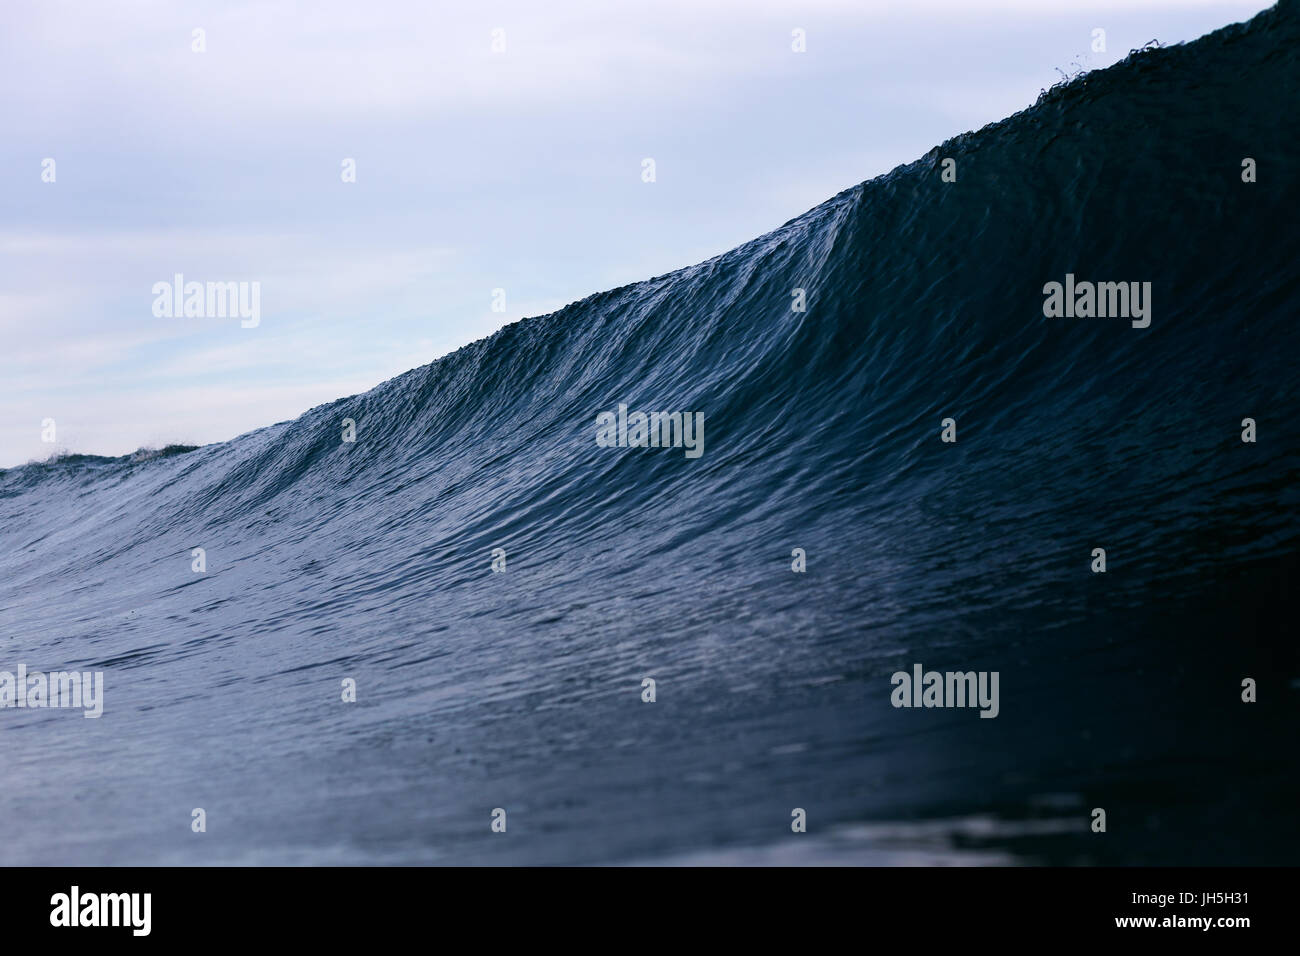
0,0,1273,466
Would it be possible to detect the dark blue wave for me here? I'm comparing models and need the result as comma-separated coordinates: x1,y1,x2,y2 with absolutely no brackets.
1,1,1297,865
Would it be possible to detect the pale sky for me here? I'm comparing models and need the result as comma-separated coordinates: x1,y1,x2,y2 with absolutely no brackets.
0,0,1274,467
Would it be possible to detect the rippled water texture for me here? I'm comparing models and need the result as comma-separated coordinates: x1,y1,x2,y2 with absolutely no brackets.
1,3,1297,865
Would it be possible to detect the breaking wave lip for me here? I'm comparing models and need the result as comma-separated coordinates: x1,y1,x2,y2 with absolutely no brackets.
4,444,198,474
0,1,1298,866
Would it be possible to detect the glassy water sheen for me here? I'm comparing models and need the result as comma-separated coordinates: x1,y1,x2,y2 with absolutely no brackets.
1,2,1297,865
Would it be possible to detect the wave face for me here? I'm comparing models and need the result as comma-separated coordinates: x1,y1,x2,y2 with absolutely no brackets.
2,3,1298,865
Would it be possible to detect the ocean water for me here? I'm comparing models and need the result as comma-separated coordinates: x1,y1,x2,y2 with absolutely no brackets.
1,2,1297,866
